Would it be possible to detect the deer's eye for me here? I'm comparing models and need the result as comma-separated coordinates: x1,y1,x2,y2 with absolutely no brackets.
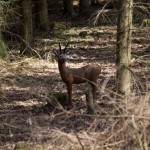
59,55,64,59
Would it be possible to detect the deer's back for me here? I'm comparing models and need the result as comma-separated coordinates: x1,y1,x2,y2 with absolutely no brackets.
70,64,101,83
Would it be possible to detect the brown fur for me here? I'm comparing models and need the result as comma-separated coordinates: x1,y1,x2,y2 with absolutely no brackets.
53,43,101,105
58,61,101,105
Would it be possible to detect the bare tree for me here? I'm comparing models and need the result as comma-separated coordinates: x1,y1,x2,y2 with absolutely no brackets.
116,0,133,97
20,0,33,56
0,2,7,58
63,0,74,16
38,0,48,31
79,0,91,13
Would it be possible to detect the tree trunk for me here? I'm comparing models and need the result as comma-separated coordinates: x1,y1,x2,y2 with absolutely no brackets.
20,0,33,56
79,0,91,13
91,0,97,5
86,90,96,115
63,0,74,16
0,3,7,58
116,0,133,97
38,0,48,31
0,32,6,58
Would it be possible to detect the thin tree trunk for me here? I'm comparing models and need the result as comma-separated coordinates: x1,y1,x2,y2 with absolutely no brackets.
86,90,96,115
91,0,97,5
116,0,133,97
79,0,91,13
0,3,7,58
63,0,74,16
20,0,33,56
38,0,48,31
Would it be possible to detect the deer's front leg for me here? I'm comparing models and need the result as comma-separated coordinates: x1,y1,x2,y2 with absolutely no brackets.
91,80,98,100
66,83,73,106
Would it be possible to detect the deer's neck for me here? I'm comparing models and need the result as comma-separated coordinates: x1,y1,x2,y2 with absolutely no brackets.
58,61,69,77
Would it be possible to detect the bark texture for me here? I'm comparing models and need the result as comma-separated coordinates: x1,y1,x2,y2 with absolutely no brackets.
63,0,74,16
20,0,33,56
116,0,133,96
79,0,91,13
38,0,48,31
86,90,96,115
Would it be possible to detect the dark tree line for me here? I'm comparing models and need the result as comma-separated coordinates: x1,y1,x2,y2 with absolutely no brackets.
19,0,107,56
3,0,98,56
20,0,49,56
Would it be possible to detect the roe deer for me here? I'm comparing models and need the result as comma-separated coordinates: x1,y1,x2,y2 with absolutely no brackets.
53,42,101,106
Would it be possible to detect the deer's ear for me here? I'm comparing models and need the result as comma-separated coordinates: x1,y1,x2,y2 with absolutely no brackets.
65,49,71,55
53,49,58,56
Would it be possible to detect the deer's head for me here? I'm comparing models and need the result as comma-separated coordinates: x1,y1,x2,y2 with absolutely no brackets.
53,42,71,63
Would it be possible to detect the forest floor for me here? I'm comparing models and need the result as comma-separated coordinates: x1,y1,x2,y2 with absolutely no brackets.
0,8,150,150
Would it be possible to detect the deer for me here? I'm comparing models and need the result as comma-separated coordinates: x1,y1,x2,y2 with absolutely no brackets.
53,42,101,106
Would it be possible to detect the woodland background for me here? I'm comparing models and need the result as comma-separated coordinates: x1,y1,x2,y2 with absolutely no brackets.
0,0,149,149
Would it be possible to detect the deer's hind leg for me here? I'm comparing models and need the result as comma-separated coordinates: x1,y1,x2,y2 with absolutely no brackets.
90,80,98,100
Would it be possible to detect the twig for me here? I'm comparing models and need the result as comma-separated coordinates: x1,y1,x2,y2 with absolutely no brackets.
89,0,114,26
74,131,85,150
2,29,42,58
